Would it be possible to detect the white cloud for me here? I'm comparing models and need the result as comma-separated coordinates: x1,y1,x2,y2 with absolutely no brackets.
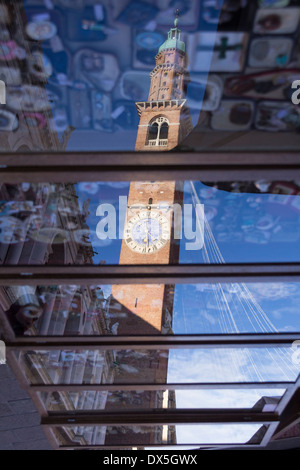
175,424,262,445
175,389,285,410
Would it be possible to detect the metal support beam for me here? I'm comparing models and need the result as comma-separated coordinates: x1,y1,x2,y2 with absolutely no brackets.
58,444,238,449
272,388,300,440
0,151,299,182
30,381,293,393
260,423,279,447
0,263,299,285
6,333,300,351
42,409,279,426
6,333,300,350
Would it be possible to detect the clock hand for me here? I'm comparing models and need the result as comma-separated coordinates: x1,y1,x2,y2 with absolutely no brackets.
146,230,156,241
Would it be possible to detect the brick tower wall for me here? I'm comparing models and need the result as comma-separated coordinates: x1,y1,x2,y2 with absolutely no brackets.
135,106,186,151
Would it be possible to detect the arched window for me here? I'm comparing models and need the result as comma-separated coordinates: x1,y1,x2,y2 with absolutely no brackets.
160,122,169,140
148,121,159,141
146,117,169,147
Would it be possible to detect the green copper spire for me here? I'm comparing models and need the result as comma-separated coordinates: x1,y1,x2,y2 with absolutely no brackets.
174,8,179,27
158,9,185,53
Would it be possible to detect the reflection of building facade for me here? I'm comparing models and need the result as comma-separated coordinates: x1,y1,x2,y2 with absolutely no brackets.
0,182,117,446
0,0,111,438
0,0,70,152
0,182,107,328
0,172,179,446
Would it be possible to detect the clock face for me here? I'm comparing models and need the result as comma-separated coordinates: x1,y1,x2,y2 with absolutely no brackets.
124,210,170,254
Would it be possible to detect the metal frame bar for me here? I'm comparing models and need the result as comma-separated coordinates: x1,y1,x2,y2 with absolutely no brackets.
260,423,280,447
0,263,299,285
56,438,300,450
277,374,300,416
57,443,259,449
0,151,299,182
275,374,300,416
6,333,300,350
260,375,300,446
41,409,279,426
269,374,300,441
30,382,292,392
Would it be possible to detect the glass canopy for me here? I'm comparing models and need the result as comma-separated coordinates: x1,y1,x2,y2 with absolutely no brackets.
0,0,299,453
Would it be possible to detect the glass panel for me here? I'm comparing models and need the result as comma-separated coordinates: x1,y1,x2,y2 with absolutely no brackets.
14,347,299,385
41,388,286,413
4,282,300,336
42,390,173,413
1,1,299,453
0,180,299,265
53,423,266,447
1,1,300,152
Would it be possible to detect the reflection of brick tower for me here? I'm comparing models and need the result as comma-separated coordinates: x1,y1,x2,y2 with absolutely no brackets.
135,14,192,151
106,16,191,447
111,15,191,337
